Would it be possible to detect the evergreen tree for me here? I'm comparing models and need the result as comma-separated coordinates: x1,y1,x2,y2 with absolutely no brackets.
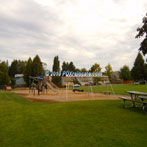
9,60,18,77
24,58,33,86
131,52,145,81
62,61,76,72
105,63,113,80
0,62,10,86
32,55,45,77
17,60,26,74
120,65,132,81
136,13,147,55
68,62,76,72
52,56,61,86
62,61,69,71
8,60,26,77
52,56,60,71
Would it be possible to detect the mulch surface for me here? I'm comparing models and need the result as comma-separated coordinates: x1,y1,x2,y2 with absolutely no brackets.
13,89,120,103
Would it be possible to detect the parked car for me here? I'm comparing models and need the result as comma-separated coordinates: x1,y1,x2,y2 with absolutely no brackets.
73,84,80,88
139,80,147,85
134,80,147,85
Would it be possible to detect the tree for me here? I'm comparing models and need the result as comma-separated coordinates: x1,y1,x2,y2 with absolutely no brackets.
90,63,102,72
62,61,69,71
24,57,33,86
80,68,87,72
131,52,145,81
62,61,77,72
17,60,26,74
52,56,61,86
0,62,10,86
8,60,26,77
105,63,113,80
52,56,60,72
8,60,18,77
68,62,76,72
136,13,147,55
120,65,132,81
90,63,102,85
144,64,147,80
32,55,45,77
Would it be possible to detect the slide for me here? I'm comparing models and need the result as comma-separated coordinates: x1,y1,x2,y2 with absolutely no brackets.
76,77,83,85
46,82,58,94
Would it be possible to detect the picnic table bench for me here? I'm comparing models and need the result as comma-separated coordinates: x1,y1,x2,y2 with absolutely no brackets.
103,91,112,95
119,91,147,113
73,89,84,92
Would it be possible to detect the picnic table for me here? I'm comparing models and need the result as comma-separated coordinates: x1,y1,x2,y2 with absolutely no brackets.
120,91,147,113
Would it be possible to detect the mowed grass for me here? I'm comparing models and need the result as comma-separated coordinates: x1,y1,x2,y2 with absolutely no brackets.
76,84,147,95
0,91,147,147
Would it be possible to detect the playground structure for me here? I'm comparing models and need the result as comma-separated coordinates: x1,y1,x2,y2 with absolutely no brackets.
29,76,58,95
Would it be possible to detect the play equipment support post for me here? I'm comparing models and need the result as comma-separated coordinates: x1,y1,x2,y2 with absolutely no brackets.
66,82,68,101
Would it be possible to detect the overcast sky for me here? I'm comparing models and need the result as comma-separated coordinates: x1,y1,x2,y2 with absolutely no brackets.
0,0,146,71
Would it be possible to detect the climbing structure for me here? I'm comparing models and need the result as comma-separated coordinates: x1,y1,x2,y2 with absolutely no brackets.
29,76,58,95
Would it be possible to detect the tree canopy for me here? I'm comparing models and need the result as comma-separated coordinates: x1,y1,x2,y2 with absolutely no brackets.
120,65,132,81
8,60,26,77
24,58,33,86
52,56,60,72
23,55,45,86
105,63,113,80
62,61,69,71
62,61,76,72
52,56,61,86
0,62,10,86
90,63,102,72
136,13,147,55
32,55,45,77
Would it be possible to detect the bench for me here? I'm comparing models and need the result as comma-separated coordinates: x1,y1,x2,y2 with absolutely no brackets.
120,97,147,111
73,89,84,92
138,96,147,101
119,97,133,107
103,91,111,95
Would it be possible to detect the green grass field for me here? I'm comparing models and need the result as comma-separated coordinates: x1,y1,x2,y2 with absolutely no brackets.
0,91,147,147
73,84,147,95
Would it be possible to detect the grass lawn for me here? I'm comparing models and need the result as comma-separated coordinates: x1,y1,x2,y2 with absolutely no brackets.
73,84,147,95
0,91,147,147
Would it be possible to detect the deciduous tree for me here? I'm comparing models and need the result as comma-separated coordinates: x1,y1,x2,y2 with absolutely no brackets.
90,63,102,72
136,13,147,55
120,65,132,81
105,63,113,80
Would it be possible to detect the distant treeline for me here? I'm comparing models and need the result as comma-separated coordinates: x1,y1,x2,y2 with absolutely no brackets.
0,52,147,87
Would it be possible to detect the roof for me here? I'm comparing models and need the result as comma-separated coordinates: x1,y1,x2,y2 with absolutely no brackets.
15,74,24,78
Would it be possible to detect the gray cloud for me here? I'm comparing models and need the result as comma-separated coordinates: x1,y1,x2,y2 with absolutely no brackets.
0,0,146,71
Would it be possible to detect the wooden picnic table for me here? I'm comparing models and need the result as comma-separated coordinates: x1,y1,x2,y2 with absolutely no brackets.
120,91,147,113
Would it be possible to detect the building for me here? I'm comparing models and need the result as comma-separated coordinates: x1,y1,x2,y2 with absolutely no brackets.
15,74,26,87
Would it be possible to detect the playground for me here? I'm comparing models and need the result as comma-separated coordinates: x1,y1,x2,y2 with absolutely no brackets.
11,74,119,102
13,89,119,102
